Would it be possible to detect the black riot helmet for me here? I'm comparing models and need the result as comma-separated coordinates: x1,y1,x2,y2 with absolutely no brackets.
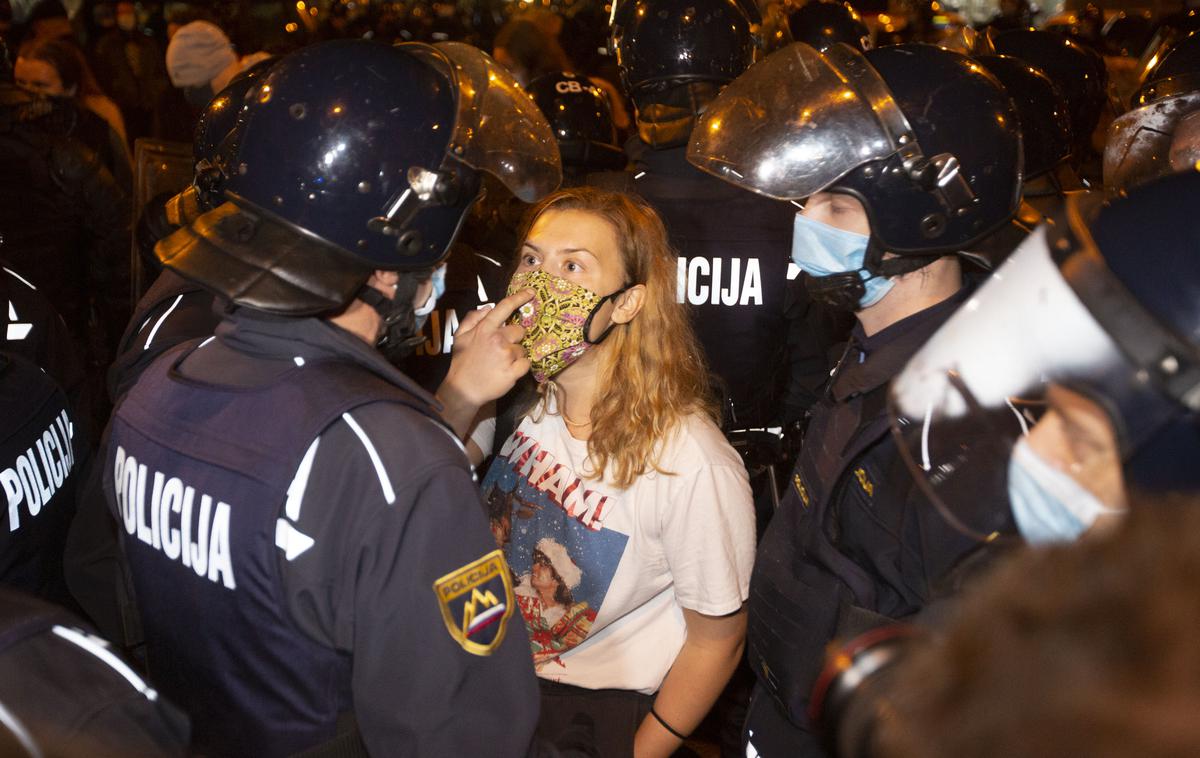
891,170,1200,545
527,72,626,174
975,54,1072,179
156,40,560,317
1106,31,1200,193
1133,30,1200,107
786,0,870,52
690,42,1021,270
991,29,1108,155
610,0,754,98
190,56,277,210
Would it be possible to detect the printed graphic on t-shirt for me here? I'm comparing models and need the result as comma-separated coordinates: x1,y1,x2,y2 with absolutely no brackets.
481,429,627,671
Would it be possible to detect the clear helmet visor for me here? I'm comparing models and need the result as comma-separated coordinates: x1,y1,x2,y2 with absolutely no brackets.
1104,92,1200,193
404,42,562,202
888,225,1129,542
686,42,898,200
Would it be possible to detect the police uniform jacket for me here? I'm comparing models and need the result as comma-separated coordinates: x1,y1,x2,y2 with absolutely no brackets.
744,286,1007,756
0,352,84,607
107,268,220,403
103,308,541,757
1,264,88,427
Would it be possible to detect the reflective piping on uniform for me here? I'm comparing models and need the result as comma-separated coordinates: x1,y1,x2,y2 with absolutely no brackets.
6,302,32,341
1006,397,1031,436
198,335,216,348
0,699,40,758
50,626,159,701
477,275,488,303
2,268,36,290
920,399,934,472
286,438,320,521
143,294,184,351
342,413,396,505
634,171,646,180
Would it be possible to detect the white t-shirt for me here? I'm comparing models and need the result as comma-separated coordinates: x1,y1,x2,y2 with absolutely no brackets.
478,402,755,694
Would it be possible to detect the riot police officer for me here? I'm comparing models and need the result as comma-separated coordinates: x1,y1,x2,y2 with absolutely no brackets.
101,40,565,756
604,0,798,430
0,262,89,609
820,170,1200,758
687,41,1022,756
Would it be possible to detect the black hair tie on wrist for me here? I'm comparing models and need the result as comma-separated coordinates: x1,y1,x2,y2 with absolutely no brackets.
650,706,688,740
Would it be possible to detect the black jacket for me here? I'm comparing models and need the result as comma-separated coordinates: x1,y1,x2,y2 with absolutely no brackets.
744,287,1013,755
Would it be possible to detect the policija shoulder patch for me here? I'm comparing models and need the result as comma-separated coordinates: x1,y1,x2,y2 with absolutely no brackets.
433,549,515,656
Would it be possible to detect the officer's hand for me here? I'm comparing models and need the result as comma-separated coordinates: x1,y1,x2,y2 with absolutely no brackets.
436,290,532,438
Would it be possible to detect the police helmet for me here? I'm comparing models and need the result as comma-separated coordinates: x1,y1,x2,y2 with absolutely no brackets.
610,0,754,99
156,40,560,316
786,0,870,52
191,56,277,209
891,170,1200,543
689,42,1021,259
1135,9,1200,87
1133,30,1200,107
975,54,1071,180
1106,31,1200,193
991,29,1108,155
526,72,625,173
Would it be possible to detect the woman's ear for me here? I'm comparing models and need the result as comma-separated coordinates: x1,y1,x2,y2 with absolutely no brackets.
610,284,646,325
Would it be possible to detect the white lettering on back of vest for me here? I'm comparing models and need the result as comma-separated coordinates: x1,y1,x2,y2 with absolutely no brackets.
676,256,765,306
112,446,237,590
2,411,75,532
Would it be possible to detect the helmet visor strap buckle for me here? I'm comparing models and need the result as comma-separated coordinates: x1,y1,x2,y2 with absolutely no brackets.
368,166,459,253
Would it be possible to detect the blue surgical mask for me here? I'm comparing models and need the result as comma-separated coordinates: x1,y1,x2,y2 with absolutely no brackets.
1008,437,1123,545
792,213,894,309
414,264,447,330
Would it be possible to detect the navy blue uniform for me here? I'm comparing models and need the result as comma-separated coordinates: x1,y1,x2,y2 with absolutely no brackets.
743,288,1008,756
0,351,84,606
107,268,220,403
103,309,541,757
0,264,89,423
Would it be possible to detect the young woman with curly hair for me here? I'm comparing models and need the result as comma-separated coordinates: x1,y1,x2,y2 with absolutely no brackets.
474,186,755,758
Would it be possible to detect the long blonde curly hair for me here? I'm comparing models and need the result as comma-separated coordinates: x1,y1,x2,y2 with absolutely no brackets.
517,187,717,488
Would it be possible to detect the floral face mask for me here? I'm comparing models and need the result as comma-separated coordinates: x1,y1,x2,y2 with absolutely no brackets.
507,270,629,383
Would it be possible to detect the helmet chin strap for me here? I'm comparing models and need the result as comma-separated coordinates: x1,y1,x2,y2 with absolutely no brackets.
803,239,943,310
864,239,942,278
356,281,423,359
